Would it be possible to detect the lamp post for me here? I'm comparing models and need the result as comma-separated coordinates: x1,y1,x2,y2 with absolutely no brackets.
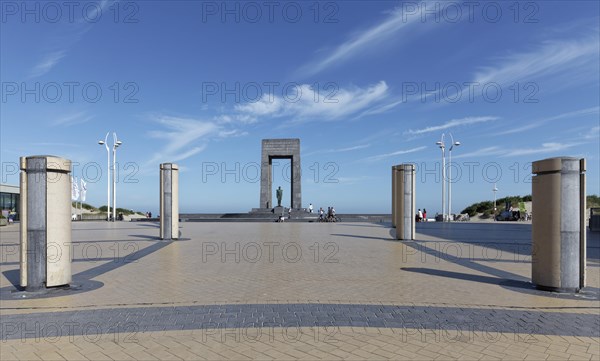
98,133,110,222
447,133,460,221
493,183,499,213
112,133,122,222
436,134,446,222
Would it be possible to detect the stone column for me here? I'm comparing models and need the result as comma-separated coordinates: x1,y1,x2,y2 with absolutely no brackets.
394,164,416,240
291,153,302,209
391,166,397,228
260,153,272,209
19,156,72,290
160,163,179,240
531,157,586,292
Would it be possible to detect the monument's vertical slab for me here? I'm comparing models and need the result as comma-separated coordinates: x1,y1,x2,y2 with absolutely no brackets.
260,139,301,209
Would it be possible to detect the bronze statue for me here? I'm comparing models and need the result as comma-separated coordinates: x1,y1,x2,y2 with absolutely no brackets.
276,186,283,207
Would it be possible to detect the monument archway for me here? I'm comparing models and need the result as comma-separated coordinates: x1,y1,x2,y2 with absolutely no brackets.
260,139,301,209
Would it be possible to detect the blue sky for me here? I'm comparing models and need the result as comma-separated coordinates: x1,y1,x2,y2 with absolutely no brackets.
1,0,599,214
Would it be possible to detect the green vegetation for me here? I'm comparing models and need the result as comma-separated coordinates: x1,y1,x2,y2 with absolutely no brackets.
588,195,600,208
116,208,136,216
69,204,144,216
461,195,531,217
461,194,599,217
97,206,137,215
72,202,96,211
0,214,5,219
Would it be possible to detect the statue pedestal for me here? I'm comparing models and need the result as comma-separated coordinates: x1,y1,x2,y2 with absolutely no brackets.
273,206,285,215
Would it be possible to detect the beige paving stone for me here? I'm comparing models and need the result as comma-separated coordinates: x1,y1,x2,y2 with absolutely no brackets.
1,222,598,360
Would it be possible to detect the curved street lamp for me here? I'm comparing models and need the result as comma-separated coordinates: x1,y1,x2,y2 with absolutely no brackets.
436,134,446,222
112,133,122,222
98,133,110,221
447,133,460,221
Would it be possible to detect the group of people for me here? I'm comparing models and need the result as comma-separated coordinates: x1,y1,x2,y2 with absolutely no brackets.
145,211,152,218
416,208,427,222
318,206,337,222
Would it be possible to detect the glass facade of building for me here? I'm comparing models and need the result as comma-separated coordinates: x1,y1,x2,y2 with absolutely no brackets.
0,185,20,221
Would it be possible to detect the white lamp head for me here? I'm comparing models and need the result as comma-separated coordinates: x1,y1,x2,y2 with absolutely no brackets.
98,140,105,145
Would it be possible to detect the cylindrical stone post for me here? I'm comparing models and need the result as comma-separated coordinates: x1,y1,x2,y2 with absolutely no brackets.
160,163,179,240
391,166,397,228
531,157,586,292
394,164,416,240
19,156,72,291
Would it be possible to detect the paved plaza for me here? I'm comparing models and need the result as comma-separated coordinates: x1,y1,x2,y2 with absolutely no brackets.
1,221,599,360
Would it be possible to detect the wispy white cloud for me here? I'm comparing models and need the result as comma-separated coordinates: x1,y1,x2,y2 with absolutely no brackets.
496,107,600,136
406,116,498,135
29,0,115,78
406,31,600,105
215,114,257,124
235,82,389,122
145,115,233,166
473,37,599,87
29,51,66,78
52,111,93,127
355,99,404,119
584,126,600,140
502,142,580,157
455,142,581,159
363,146,427,162
298,2,446,76
336,176,374,185
453,146,502,159
304,144,370,157
337,144,371,152
29,142,81,148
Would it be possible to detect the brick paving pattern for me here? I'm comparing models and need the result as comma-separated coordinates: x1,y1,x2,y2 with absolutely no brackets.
1,221,599,360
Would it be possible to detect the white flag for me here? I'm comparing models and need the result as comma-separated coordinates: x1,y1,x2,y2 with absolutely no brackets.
80,178,87,202
71,176,80,202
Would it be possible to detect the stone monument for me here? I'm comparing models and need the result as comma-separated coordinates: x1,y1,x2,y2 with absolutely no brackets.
260,139,301,209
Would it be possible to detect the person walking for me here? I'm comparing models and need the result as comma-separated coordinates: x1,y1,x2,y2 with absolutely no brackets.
308,203,313,213
417,209,423,222
423,209,427,221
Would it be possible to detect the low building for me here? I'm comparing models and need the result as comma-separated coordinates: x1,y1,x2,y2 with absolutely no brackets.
0,184,20,220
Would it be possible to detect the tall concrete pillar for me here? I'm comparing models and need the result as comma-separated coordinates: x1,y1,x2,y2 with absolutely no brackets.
19,156,72,291
394,164,416,240
531,157,586,292
391,166,397,228
160,163,179,240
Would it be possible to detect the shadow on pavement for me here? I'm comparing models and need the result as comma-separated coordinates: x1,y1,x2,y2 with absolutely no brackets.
0,240,173,300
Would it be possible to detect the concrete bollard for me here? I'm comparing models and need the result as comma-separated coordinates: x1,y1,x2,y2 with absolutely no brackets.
19,156,72,291
531,157,586,292
394,164,416,240
160,163,179,240
391,165,397,228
